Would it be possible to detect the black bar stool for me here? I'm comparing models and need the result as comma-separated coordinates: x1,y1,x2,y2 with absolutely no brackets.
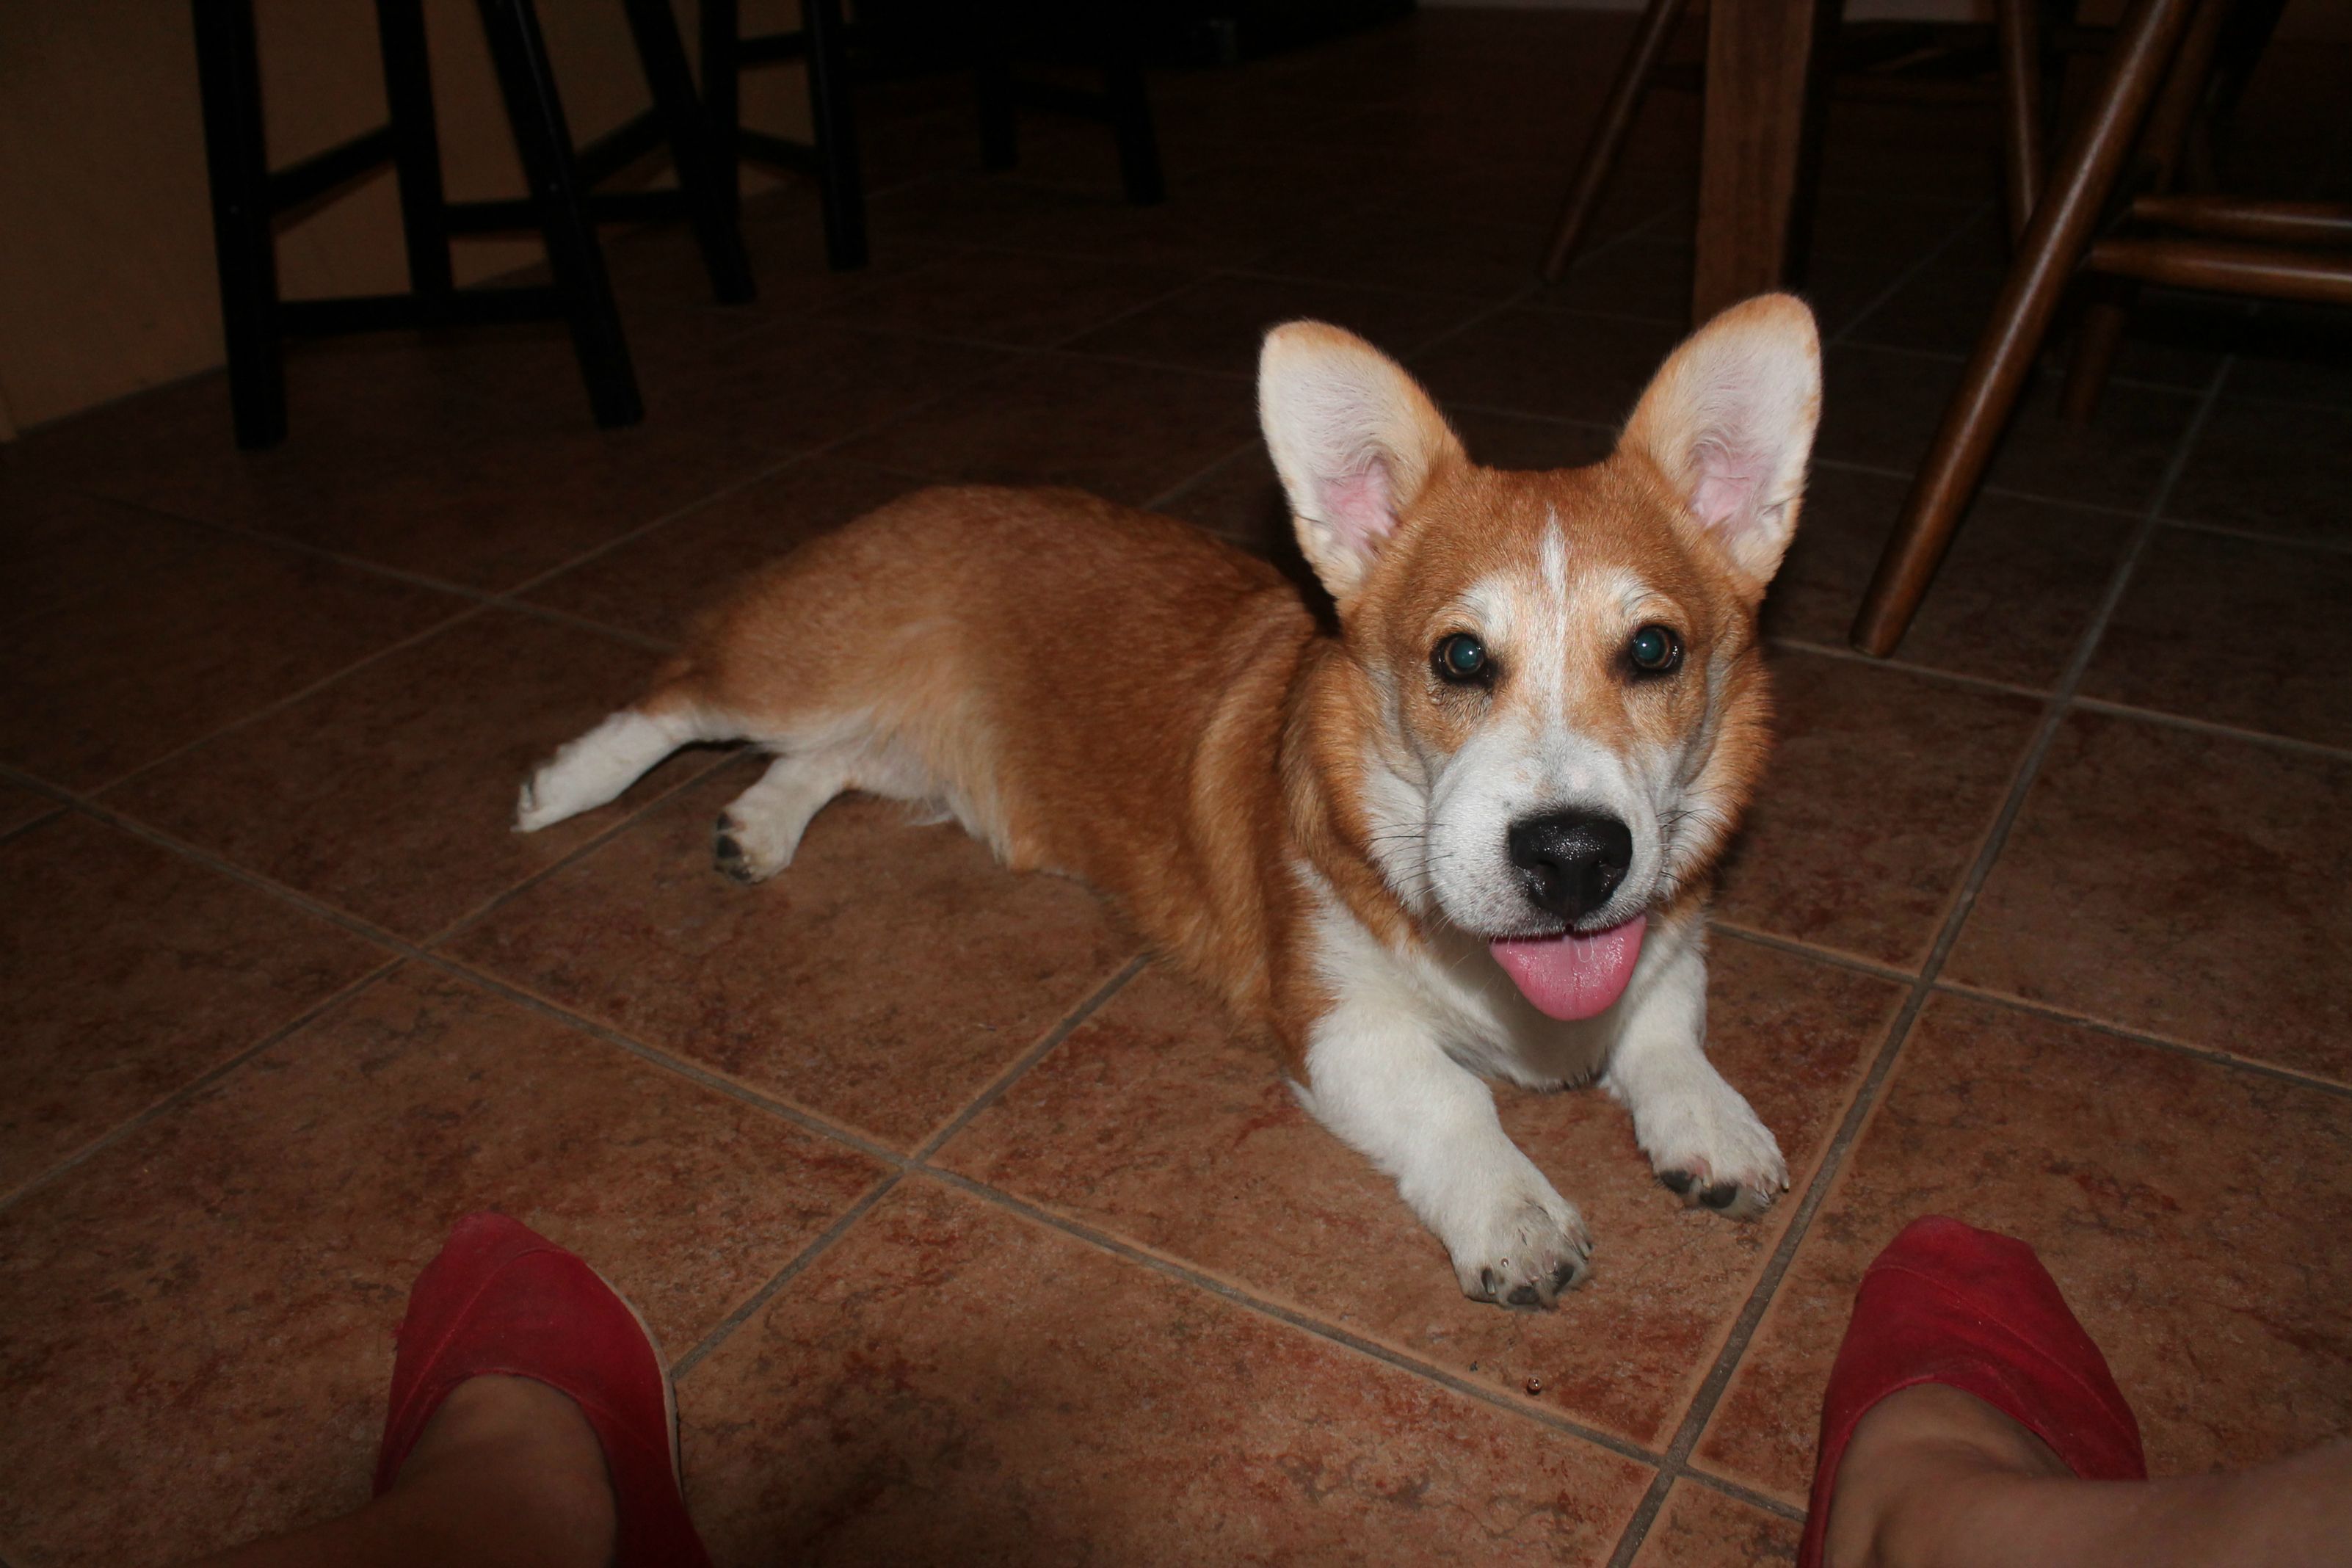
701,0,867,272
189,0,755,450
697,0,1168,279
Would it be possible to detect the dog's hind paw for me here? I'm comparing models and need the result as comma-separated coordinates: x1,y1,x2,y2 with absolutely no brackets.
713,811,788,884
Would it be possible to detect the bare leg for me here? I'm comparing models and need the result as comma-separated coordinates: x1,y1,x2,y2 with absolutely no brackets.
1828,1383,2352,1568
188,1376,616,1568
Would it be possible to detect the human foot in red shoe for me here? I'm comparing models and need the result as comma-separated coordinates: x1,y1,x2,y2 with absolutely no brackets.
1799,1215,2144,1568
374,1212,711,1568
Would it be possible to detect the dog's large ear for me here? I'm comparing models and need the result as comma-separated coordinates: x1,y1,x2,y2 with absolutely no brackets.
1619,293,1821,593
1259,321,1467,606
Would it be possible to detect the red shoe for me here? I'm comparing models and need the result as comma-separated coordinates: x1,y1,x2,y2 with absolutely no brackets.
1796,1216,2146,1568
374,1212,712,1568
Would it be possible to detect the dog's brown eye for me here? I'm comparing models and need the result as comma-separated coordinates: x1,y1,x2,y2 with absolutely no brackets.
1434,633,1492,685
1628,624,1683,675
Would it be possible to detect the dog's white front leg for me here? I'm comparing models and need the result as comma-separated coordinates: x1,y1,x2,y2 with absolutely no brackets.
1302,1002,1591,1307
1601,936,1787,1219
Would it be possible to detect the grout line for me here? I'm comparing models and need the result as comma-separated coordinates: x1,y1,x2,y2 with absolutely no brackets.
912,954,1150,1160
1763,635,2050,703
1604,348,2239,1567
2067,697,2352,765
1680,1467,1809,1526
1704,921,1918,987
1141,437,1259,514
424,949,911,1166
667,953,1157,1378
665,1173,907,1381
2161,515,2352,557
75,602,490,800
0,953,408,1217
0,803,65,846
1823,202,1997,346
1930,979,2352,1101
919,1168,1677,1472
415,749,745,951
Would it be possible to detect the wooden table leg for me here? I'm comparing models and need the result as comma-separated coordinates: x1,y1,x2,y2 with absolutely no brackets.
1691,0,1837,325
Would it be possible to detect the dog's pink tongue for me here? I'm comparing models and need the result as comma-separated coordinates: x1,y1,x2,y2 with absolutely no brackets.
1489,916,1648,1021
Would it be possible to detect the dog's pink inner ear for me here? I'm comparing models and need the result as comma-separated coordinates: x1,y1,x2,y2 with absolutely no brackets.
1688,435,1771,534
1321,463,1397,557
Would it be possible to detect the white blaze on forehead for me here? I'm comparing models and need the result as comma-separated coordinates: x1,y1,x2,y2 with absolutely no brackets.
1540,515,1569,603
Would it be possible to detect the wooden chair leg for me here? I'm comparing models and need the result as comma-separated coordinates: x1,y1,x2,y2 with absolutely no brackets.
190,0,286,449
805,0,870,268
474,0,642,429
621,0,753,304
1996,0,2045,244
2059,0,2233,426
1851,0,2199,658
1543,0,1689,281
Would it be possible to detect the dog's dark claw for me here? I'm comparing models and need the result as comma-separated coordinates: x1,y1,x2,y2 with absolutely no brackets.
1478,1267,1500,1298
714,829,758,884
1700,1180,1741,1211
1658,1169,1695,1195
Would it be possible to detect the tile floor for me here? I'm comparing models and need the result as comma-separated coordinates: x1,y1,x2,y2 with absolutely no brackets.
4,10,2350,1565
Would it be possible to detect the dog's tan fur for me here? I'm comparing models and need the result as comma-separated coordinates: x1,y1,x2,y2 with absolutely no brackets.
521,294,1821,1305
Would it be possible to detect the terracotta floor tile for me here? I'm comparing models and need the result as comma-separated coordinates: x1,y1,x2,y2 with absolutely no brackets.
522,457,919,643
937,943,1899,1449
0,531,463,791
1155,444,1296,556
448,770,1140,1150
1817,345,2204,514
1412,309,1685,426
0,812,392,1197
869,167,1342,272
1628,1481,1801,1568
2082,526,2352,749
1713,652,2041,970
2165,396,2352,546
818,247,1195,348
0,963,885,1567
1445,407,1619,473
104,609,711,940
0,778,62,838
838,352,1260,505
1765,465,2135,691
2224,302,2352,409
679,1178,1655,1566
1531,238,1691,324
1253,207,1558,298
180,420,782,593
0,476,210,626
1945,711,2352,1079
1696,992,2352,1503
1069,272,1489,378
638,322,1013,469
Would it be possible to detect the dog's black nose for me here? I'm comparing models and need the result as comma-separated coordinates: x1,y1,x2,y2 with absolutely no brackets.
1507,811,1634,921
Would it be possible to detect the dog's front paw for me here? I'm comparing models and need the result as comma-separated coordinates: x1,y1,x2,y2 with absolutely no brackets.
1446,1190,1593,1309
1638,1077,1788,1222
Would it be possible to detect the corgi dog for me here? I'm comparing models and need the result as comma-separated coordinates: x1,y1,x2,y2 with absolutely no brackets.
517,293,1821,1309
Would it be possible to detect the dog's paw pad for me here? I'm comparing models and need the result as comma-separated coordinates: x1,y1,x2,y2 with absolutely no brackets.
713,818,763,884
1456,1203,1592,1310
1659,1166,1775,1221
